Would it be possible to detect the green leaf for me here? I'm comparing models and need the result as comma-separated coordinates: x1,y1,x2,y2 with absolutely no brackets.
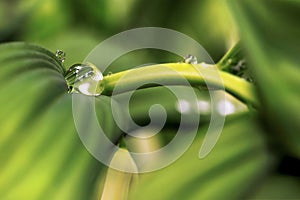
217,42,243,71
227,0,300,157
217,42,254,82
128,114,273,200
0,42,121,199
253,175,300,199
123,87,211,126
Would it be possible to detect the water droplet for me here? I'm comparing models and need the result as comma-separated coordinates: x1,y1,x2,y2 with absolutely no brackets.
107,71,113,76
227,58,233,64
184,54,198,64
55,50,66,63
64,63,104,96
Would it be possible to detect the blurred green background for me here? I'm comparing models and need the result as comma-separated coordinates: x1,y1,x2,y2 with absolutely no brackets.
0,0,237,67
0,0,300,199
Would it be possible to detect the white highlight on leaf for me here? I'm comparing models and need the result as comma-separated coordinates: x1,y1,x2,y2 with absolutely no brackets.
197,100,210,114
176,99,191,114
217,99,235,116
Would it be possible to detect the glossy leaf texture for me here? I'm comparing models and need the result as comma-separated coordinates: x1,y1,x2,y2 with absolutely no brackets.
128,114,273,200
227,0,300,157
0,43,121,199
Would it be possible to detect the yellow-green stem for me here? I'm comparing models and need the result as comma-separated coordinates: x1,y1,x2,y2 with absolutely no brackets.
101,63,258,107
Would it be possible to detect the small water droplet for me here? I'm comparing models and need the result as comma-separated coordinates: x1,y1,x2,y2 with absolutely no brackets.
55,50,66,63
227,58,233,64
64,63,104,96
107,71,113,76
184,54,198,64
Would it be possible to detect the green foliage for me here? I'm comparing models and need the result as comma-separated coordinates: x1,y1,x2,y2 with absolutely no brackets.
129,114,272,199
0,43,120,199
254,175,300,199
228,0,300,158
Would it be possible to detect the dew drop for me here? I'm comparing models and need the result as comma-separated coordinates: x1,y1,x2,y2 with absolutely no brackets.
184,54,198,64
107,71,113,76
227,58,233,64
64,63,104,96
55,50,66,63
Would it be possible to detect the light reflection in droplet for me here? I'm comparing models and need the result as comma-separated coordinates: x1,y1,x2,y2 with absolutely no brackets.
78,83,91,95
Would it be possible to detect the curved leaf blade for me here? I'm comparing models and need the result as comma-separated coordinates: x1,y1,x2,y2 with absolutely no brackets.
227,0,300,157
0,43,120,199
128,114,273,199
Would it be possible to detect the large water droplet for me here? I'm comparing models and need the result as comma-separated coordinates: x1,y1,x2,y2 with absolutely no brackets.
64,63,104,96
55,50,66,63
184,54,198,64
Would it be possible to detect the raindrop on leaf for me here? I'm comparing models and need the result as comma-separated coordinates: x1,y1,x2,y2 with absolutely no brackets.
55,50,66,63
107,71,113,76
64,63,104,96
184,54,198,64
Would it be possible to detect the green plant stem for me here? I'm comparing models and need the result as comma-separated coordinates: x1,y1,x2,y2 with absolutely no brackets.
101,63,258,107
217,42,243,71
